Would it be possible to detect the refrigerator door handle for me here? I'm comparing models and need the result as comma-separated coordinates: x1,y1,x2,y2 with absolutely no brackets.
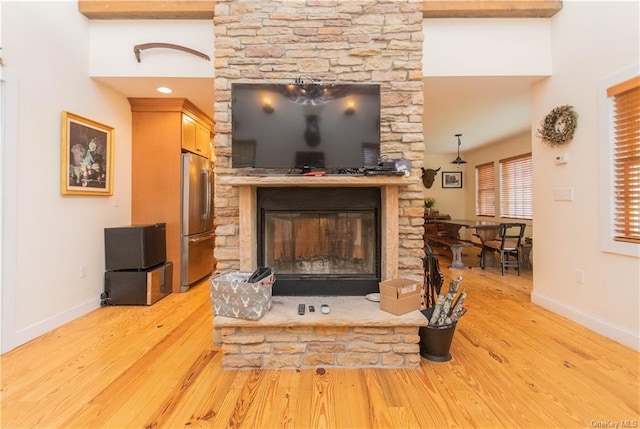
206,168,212,219
200,168,210,219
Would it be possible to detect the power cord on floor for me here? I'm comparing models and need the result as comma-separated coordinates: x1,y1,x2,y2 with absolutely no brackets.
99,292,112,307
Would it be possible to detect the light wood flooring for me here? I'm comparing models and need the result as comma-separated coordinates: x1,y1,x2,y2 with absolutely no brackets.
2,249,639,428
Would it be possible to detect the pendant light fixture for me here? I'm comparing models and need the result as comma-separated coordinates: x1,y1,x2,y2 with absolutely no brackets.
451,133,467,165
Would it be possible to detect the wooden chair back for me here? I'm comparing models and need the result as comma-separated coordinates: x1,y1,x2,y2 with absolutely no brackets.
496,223,526,250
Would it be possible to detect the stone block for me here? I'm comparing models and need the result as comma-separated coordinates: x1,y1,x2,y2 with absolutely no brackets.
403,334,421,344
240,327,283,334
336,353,380,366
394,326,418,334
221,344,240,354
303,353,336,366
316,326,350,336
223,334,264,344
222,354,262,368
392,344,420,354
381,353,405,367
265,334,299,342
299,334,336,342
273,343,307,354
308,343,347,353
262,354,302,368
406,354,422,367
241,343,272,354
347,343,392,353
373,334,402,344
344,334,373,342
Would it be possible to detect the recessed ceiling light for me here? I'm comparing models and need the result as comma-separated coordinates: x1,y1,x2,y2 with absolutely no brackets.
156,86,173,94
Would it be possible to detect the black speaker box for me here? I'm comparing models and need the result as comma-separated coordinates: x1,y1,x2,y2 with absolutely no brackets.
104,223,166,270
104,262,172,305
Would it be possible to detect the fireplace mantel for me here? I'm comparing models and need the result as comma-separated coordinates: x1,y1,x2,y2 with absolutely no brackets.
219,174,410,187
220,174,410,282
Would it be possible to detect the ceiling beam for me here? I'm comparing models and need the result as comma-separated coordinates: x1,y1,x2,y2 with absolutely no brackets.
78,1,216,20
78,0,561,20
422,1,562,18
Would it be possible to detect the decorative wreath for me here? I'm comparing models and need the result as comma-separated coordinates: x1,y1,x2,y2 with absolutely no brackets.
536,105,578,147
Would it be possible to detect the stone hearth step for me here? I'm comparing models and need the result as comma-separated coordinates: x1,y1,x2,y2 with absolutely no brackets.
213,296,428,370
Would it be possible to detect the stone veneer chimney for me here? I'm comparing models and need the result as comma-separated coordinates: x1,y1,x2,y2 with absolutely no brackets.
213,0,426,283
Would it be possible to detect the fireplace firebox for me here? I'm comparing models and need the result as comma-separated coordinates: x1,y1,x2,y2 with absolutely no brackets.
257,187,381,296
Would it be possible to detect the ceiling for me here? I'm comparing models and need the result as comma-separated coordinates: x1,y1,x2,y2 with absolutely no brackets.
98,74,542,156
95,76,216,118
423,75,543,154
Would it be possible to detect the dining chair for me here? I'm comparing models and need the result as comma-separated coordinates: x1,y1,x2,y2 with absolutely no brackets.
480,223,526,275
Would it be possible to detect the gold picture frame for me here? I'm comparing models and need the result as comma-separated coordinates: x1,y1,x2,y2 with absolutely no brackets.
61,111,114,196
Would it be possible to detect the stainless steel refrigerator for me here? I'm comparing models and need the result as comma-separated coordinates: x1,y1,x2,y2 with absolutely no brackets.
181,152,214,291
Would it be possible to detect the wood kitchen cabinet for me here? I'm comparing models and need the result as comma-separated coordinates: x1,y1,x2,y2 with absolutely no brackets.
181,112,212,158
128,98,214,292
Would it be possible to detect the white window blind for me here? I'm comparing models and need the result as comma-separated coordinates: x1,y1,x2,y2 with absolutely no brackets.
500,153,533,220
475,162,495,216
608,76,640,244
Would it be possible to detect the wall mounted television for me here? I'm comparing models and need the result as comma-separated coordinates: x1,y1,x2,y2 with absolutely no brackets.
231,83,381,171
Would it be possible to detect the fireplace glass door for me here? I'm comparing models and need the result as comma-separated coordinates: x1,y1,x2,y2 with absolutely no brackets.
264,211,376,276
257,187,381,295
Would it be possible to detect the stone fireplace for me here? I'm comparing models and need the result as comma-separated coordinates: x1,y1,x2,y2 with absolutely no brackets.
211,0,426,369
213,0,426,283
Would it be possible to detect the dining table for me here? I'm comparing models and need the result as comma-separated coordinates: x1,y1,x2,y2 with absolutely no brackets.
435,219,502,242
434,219,502,268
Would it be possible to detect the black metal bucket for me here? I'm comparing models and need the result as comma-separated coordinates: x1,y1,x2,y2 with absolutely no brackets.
419,308,457,362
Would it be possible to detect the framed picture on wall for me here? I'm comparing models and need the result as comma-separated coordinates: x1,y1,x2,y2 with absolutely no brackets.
61,111,114,196
442,171,462,189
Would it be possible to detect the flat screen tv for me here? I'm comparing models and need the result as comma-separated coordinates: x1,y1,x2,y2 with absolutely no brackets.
231,83,381,170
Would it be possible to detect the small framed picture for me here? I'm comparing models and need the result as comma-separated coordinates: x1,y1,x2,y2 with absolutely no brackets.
61,111,114,196
442,171,463,189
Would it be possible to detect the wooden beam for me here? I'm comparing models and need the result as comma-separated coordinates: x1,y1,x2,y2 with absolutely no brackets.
423,1,562,18
78,0,561,20
78,1,215,20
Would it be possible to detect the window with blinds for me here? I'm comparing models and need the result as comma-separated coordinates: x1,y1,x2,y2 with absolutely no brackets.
500,153,533,219
475,162,495,216
607,76,640,244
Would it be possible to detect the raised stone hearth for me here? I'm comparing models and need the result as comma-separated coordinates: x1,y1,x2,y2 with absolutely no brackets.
213,296,427,369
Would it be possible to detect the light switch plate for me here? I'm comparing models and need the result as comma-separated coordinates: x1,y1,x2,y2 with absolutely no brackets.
554,187,573,201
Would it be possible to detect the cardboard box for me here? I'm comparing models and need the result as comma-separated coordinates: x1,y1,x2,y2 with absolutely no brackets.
379,278,422,315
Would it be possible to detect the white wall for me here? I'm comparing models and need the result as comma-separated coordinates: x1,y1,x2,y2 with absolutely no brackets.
422,153,467,220
423,18,552,77
1,1,132,352
531,1,639,350
89,20,214,78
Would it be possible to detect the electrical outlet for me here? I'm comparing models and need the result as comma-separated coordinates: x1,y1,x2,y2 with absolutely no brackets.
554,187,574,201
575,269,584,285
80,265,87,279
555,153,569,164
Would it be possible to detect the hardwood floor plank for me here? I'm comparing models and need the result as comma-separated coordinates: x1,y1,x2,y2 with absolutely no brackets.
293,369,314,428
309,369,337,428
226,369,266,428
2,258,638,429
142,349,218,428
362,368,396,428
333,368,375,428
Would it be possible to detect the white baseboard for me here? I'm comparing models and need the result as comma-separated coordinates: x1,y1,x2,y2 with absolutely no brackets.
531,291,639,351
13,298,101,349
